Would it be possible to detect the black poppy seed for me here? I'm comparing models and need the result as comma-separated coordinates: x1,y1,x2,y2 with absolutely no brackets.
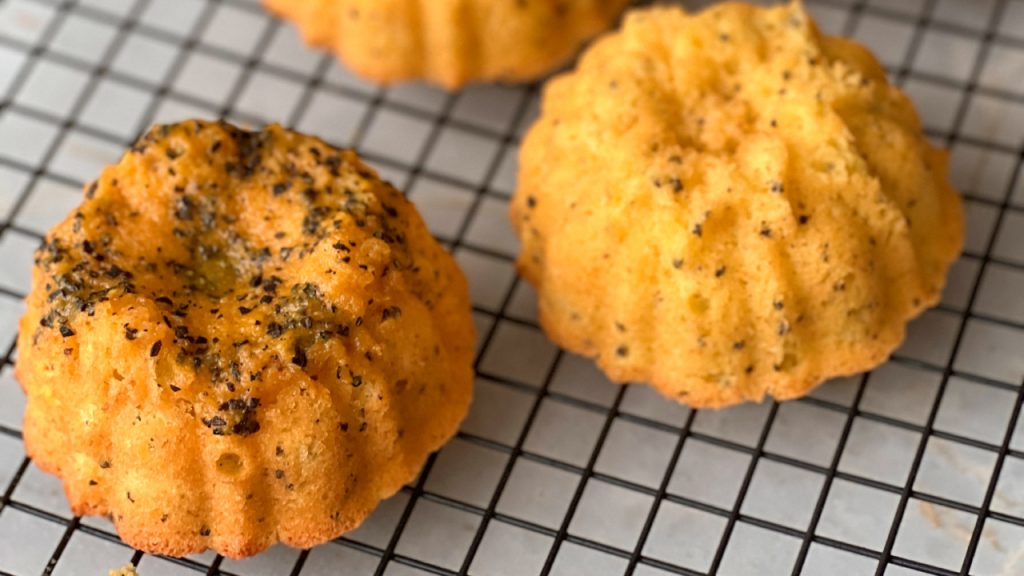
169,384,180,392
102,264,122,279
770,181,784,194
733,340,745,350
125,325,138,340
692,223,703,237
798,215,810,225
526,196,537,208
150,340,162,357
715,266,727,278
352,374,363,388
291,345,308,368
203,415,226,427
233,418,260,436
59,325,75,338
615,345,629,357
238,306,254,315
174,197,194,220
773,300,784,311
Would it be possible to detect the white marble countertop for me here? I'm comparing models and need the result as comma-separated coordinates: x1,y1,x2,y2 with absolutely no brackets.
0,0,1021,574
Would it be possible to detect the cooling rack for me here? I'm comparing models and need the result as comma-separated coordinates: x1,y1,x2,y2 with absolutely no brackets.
0,0,1022,574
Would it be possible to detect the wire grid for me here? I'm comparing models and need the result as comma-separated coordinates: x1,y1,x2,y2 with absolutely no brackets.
0,0,1021,574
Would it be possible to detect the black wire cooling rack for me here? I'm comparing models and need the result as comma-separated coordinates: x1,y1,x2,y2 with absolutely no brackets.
0,0,1022,574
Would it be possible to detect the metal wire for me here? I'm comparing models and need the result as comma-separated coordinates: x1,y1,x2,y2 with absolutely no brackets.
0,0,1021,574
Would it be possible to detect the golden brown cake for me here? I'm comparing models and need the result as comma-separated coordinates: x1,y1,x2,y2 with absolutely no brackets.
511,2,963,408
264,0,633,89
16,120,475,558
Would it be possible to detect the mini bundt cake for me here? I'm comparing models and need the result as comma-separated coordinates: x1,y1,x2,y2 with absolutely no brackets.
16,120,475,558
511,2,963,408
264,0,633,89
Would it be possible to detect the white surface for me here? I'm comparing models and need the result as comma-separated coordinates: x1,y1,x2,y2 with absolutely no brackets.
0,0,1021,575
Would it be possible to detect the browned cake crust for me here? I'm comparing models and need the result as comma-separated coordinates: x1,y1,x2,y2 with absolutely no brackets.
264,0,632,89
511,2,963,408
16,120,475,558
